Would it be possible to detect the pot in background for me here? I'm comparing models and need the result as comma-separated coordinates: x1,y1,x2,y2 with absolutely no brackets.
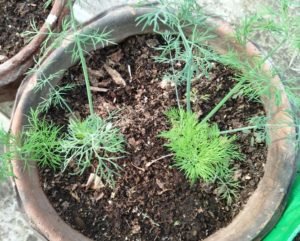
0,0,67,103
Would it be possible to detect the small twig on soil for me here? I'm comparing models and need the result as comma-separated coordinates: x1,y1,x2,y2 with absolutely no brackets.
90,86,108,92
145,154,173,168
141,212,160,227
131,163,145,172
128,65,132,82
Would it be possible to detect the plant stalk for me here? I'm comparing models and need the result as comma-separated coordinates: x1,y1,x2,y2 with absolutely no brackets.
201,38,287,124
178,26,193,112
68,0,94,115
220,123,294,135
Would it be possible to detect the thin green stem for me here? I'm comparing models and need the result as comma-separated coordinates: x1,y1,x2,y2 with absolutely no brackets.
177,26,193,112
220,125,258,134
68,0,94,115
201,80,246,124
185,58,192,112
169,52,181,109
201,38,287,124
78,47,94,114
220,123,295,135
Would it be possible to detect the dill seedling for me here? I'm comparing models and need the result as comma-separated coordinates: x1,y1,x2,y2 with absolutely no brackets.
136,0,217,112
20,0,125,186
0,128,15,180
139,0,299,204
21,109,62,170
214,167,240,206
159,109,242,183
61,114,125,187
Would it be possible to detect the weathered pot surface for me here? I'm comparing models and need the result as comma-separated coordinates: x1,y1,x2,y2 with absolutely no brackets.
0,0,67,103
10,4,296,241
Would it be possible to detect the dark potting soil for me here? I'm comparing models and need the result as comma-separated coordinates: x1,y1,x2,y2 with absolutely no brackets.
39,35,267,241
0,0,50,61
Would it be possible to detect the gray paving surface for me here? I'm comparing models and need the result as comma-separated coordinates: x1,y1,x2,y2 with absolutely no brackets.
0,1,299,240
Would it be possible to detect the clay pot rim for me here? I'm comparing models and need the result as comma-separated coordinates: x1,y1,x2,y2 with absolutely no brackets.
10,4,296,241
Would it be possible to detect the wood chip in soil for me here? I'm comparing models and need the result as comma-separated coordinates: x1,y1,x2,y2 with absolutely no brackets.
40,34,267,241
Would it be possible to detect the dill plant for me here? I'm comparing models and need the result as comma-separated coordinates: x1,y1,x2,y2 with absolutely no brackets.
137,0,242,203
0,0,125,187
138,0,300,204
21,109,62,170
159,109,242,183
0,127,15,180
61,114,125,187
26,0,124,186
0,109,62,176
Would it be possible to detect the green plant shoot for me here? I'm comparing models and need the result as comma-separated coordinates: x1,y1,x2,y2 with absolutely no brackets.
159,109,242,183
61,114,125,187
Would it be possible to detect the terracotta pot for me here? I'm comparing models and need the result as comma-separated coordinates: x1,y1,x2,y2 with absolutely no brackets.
10,4,297,241
0,0,68,103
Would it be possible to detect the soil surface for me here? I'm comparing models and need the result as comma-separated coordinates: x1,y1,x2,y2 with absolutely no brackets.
0,0,50,61
40,34,267,241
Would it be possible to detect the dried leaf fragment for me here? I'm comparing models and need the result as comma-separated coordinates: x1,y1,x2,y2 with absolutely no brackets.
156,179,165,190
88,68,104,78
95,192,104,201
84,173,105,191
104,64,126,86
70,191,80,202
131,222,141,234
108,49,124,62
146,39,160,48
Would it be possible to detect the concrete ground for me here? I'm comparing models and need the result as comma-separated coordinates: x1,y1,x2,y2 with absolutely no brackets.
0,1,299,240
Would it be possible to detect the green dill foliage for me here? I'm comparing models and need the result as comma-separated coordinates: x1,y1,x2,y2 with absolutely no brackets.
0,128,15,180
236,0,300,50
61,114,125,187
24,0,115,115
159,109,242,183
233,0,300,104
21,109,62,170
136,0,217,112
19,0,126,188
214,168,240,206
28,66,76,114
1,108,62,180
38,83,76,113
43,0,52,10
138,0,299,205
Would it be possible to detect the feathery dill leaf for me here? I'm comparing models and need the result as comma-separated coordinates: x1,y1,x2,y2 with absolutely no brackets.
60,114,125,187
21,109,62,170
159,108,242,183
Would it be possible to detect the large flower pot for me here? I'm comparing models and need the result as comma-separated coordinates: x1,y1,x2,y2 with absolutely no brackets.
10,4,296,241
0,0,67,103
